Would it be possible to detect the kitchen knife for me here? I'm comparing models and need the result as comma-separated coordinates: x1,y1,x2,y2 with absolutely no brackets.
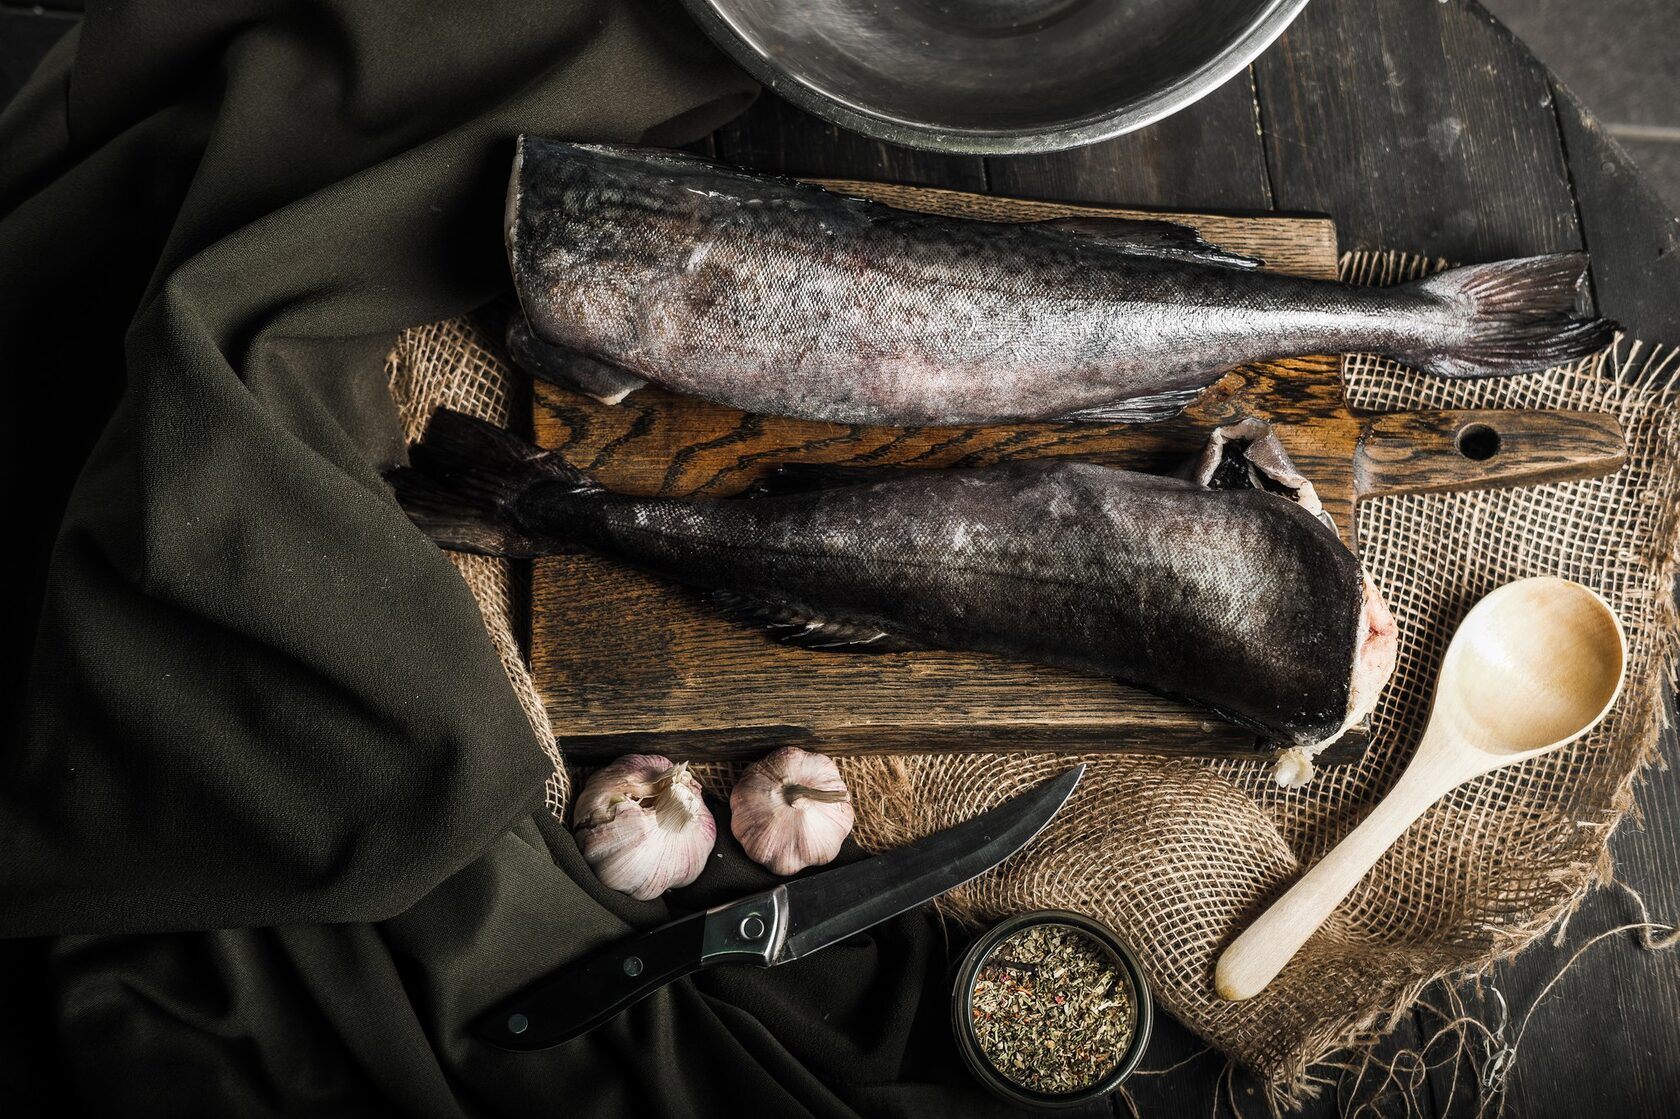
473,765,1084,1050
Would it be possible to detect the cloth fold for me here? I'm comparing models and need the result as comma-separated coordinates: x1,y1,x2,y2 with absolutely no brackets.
1,0,750,936
41,811,994,1117
3,3,1015,1115
4,4,1022,1117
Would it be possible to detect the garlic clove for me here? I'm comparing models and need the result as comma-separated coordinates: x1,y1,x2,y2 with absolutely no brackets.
731,747,855,876
574,755,717,900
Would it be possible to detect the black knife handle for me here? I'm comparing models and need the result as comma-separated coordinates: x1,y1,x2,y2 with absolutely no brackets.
473,911,707,1050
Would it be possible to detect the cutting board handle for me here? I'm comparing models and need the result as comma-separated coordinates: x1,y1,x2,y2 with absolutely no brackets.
1354,409,1624,501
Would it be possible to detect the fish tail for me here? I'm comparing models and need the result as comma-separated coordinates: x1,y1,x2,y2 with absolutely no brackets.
384,408,599,557
1395,253,1617,378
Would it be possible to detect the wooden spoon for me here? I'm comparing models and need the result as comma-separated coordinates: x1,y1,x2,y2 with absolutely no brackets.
1215,576,1627,1002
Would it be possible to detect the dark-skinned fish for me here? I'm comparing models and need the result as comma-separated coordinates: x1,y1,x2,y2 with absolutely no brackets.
388,410,1397,783
504,136,1614,426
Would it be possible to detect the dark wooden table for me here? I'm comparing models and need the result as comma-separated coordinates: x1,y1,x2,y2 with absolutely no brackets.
696,0,1680,1115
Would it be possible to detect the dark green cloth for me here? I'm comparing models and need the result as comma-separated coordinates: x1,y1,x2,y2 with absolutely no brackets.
0,3,1025,1114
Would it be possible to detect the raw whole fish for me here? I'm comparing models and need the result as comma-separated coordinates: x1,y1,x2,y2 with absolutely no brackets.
388,411,1397,778
505,136,1614,426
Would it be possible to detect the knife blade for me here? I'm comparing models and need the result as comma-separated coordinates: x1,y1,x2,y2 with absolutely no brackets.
473,765,1083,1050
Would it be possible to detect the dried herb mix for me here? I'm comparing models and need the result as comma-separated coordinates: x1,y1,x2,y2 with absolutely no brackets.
969,923,1136,1095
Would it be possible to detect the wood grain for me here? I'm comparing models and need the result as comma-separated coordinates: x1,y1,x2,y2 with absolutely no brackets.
1254,0,1584,266
1514,75,1680,1119
954,64,1388,1099
1552,81,1680,343
1355,409,1626,499
529,182,1365,764
691,13,1677,1108
712,92,989,191
1248,7,1676,1117
684,8,1680,1119
986,65,1277,213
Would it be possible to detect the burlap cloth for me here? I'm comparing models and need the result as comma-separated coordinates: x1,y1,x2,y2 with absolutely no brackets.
385,250,1680,1105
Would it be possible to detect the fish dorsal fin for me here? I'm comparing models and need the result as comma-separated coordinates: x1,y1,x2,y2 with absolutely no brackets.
712,591,927,653
738,462,927,498
1054,384,1206,425
1039,217,1263,270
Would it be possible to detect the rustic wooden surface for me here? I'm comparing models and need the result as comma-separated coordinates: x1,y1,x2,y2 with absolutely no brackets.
1354,409,1627,499
695,0,1679,1115
530,188,1371,764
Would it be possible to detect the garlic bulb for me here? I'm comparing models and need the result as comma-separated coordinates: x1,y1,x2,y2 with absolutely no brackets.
573,755,716,900
731,747,855,875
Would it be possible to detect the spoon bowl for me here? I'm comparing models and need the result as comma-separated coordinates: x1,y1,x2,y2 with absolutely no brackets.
1215,577,1626,1002
1431,578,1625,760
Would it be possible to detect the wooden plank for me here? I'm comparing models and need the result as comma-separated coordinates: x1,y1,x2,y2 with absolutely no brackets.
528,353,1360,765
1494,846,1680,1118
1507,62,1680,1119
1254,0,1583,264
1552,81,1680,343
1250,5,1672,1116
986,65,1276,213
1447,14,1680,1119
688,10,1674,1119
712,90,988,191
528,186,1362,765
1354,409,1626,499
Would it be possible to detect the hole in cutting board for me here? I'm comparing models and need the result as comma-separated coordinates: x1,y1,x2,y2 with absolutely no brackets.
1456,423,1501,461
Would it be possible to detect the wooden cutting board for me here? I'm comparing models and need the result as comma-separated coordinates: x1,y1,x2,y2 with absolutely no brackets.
528,183,1624,766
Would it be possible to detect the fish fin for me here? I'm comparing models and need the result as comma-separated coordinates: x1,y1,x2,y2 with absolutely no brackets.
506,317,649,405
1054,384,1206,424
739,462,926,498
1040,217,1264,270
384,408,599,558
713,592,927,653
1397,253,1618,377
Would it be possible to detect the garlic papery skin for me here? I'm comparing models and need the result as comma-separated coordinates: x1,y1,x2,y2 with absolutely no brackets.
573,755,716,901
731,747,855,876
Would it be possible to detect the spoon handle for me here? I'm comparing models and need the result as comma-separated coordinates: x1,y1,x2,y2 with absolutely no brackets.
1214,762,1454,1001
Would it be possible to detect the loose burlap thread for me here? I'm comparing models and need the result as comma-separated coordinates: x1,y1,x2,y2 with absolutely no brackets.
384,250,1680,1105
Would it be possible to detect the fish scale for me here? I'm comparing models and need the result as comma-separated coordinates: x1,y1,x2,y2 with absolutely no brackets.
388,411,1390,750
506,137,1615,427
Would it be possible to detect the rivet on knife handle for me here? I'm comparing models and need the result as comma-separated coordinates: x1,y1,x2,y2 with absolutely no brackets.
1353,409,1625,501
472,909,714,1051
471,887,792,1051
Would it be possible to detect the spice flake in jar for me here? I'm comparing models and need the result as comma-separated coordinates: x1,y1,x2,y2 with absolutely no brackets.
969,923,1137,1095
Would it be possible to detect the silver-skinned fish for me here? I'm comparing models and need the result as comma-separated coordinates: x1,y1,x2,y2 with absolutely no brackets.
388,410,1397,777
505,136,1614,426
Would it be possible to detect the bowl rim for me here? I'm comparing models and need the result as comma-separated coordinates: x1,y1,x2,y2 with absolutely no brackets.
677,0,1314,155
950,909,1155,1110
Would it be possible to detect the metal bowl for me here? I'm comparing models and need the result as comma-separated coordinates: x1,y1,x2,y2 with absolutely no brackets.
679,0,1312,155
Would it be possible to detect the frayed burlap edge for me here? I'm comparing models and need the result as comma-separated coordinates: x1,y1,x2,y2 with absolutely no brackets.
385,321,571,815
1235,252,1680,1110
